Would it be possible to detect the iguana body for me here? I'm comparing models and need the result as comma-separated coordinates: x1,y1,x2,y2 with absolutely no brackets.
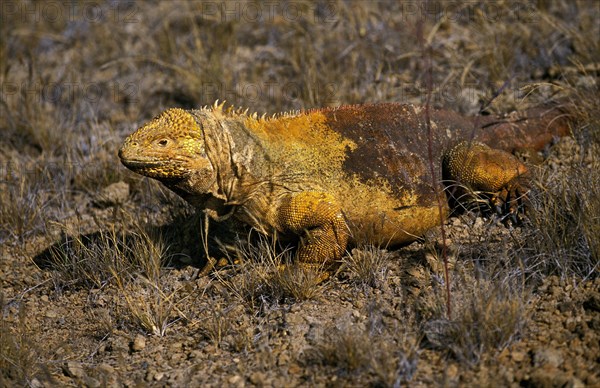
119,102,569,267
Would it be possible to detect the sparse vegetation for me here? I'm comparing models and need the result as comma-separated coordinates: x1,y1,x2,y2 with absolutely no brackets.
343,246,392,288
219,235,327,304
0,293,51,386
0,0,598,386
309,302,420,386
109,228,192,337
0,174,49,241
423,278,529,366
522,165,600,281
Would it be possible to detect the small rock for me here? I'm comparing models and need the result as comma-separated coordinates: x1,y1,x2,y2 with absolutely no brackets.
169,341,183,351
187,350,203,360
108,336,129,355
131,334,146,352
446,364,458,379
97,363,115,375
288,363,302,375
278,352,291,366
529,367,556,388
534,348,563,368
145,370,155,382
571,377,586,388
228,375,244,387
45,309,58,319
85,377,101,388
170,352,184,363
249,371,265,385
93,181,130,208
511,350,526,362
63,361,86,379
30,378,43,388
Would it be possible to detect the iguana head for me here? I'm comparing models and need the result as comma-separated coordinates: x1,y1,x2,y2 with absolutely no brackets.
119,108,215,186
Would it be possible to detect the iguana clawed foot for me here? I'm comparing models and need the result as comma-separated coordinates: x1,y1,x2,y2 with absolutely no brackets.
490,175,531,225
444,141,531,224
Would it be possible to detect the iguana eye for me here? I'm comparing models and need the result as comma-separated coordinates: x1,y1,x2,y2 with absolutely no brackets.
157,139,168,147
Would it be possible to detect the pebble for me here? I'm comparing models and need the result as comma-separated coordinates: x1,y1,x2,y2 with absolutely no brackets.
45,309,58,319
187,350,203,360
511,350,526,362
63,361,86,379
97,363,115,375
446,364,458,379
249,371,266,385
93,181,130,208
85,377,101,388
228,375,245,387
534,348,563,368
529,367,569,387
131,334,146,352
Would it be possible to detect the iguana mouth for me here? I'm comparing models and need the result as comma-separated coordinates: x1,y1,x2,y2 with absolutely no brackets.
120,159,164,169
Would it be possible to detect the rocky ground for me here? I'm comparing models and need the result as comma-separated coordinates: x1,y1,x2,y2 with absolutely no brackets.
1,1,599,387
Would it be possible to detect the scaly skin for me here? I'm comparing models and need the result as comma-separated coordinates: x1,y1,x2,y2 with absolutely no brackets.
119,102,570,269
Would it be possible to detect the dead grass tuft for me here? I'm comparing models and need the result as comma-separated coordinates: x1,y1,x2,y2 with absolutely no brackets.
343,246,391,288
46,226,128,290
44,214,192,336
0,293,52,386
271,262,328,301
0,175,49,242
521,165,600,281
423,279,528,366
109,227,191,337
310,305,419,385
218,234,327,305
197,301,235,348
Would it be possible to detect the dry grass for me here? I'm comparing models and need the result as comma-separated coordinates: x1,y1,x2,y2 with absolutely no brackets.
423,279,528,366
310,303,419,385
343,246,392,288
0,175,49,242
414,240,531,367
45,225,127,290
218,234,327,305
423,266,530,366
0,293,51,386
108,226,192,337
43,214,193,336
196,301,235,348
521,164,600,281
511,87,600,283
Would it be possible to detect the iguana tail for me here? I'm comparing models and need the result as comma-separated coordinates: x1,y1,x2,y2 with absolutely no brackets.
474,102,572,152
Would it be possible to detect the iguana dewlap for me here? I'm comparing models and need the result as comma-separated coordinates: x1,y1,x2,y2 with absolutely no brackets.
119,102,569,267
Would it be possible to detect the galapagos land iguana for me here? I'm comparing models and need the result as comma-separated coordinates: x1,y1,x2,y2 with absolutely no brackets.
119,102,570,269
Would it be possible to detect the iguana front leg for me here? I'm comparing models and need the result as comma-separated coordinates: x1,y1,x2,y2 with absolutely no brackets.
443,141,530,216
276,191,349,269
